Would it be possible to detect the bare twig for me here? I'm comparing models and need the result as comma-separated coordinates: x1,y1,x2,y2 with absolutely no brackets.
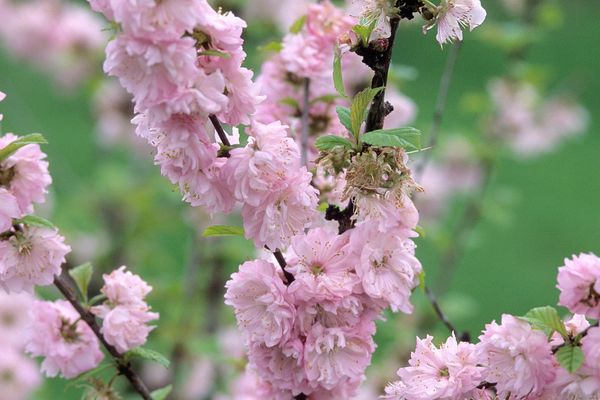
210,114,231,147
300,78,311,167
54,274,153,400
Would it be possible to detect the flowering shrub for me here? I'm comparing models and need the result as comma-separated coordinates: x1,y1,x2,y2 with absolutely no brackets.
0,0,595,399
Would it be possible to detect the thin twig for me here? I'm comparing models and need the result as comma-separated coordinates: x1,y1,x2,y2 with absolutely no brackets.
54,274,153,400
270,247,295,285
424,285,459,336
415,40,462,179
300,78,311,167
210,114,231,147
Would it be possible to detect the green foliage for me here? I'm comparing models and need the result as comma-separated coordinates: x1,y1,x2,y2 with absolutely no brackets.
520,306,568,338
361,127,422,151
69,262,94,304
198,49,231,58
151,385,173,400
315,135,354,151
202,225,245,237
350,87,383,142
352,16,377,46
258,41,283,53
14,215,55,229
289,15,307,34
126,347,170,369
0,133,46,162
336,106,352,133
333,47,347,98
555,344,584,373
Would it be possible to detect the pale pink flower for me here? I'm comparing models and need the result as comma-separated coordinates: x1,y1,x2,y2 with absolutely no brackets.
306,1,355,44
582,327,600,376
25,300,103,378
181,157,236,214
94,305,158,353
0,91,5,121
229,365,295,400
248,341,308,395
477,314,556,398
353,192,419,235
0,189,19,233
0,291,34,348
0,346,41,400
241,169,318,250
557,253,600,319
280,34,330,79
349,223,421,313
383,334,481,400
0,133,52,215
98,266,153,306
426,0,487,45
303,323,374,392
295,295,368,335
225,259,295,347
0,226,70,293
348,0,397,40
287,227,358,302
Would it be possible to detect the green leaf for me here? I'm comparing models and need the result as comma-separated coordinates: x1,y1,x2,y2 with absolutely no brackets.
126,347,170,369
352,16,378,46
333,47,347,98
151,385,173,400
69,263,93,304
198,49,230,58
279,97,300,109
419,270,426,290
310,94,340,105
350,87,383,142
414,225,426,238
556,344,584,373
258,41,283,53
289,15,307,34
521,306,569,338
202,225,245,237
0,133,47,162
315,135,354,151
14,215,55,229
362,127,422,150
336,106,352,133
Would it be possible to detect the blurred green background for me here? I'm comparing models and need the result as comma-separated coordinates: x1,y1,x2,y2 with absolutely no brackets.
0,0,598,398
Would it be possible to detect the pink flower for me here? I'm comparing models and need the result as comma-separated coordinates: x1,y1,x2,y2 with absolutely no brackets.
426,0,487,45
0,133,52,215
98,266,153,306
582,327,600,376
287,227,358,302
557,253,600,319
241,169,318,250
0,291,34,348
95,305,158,353
348,0,396,40
303,323,374,392
0,91,5,121
0,226,71,293
0,189,19,233
349,223,421,313
0,346,41,400
477,314,556,399
248,341,308,395
383,334,481,400
25,300,103,378
353,192,419,235
225,259,295,347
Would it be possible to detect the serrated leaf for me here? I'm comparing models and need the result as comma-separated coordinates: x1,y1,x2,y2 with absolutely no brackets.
333,47,347,98
521,306,568,338
126,347,170,369
198,49,230,58
151,385,173,400
258,41,283,53
350,87,383,142
0,133,47,162
336,106,352,134
556,344,584,373
69,263,93,304
352,16,378,46
202,225,244,237
289,15,307,34
15,215,55,229
315,135,354,151
362,127,422,150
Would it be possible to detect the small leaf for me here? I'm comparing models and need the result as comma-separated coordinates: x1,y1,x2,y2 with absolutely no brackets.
315,135,354,151
151,385,173,400
556,344,584,373
336,106,352,133
310,94,340,105
0,133,47,162
126,347,170,369
258,41,283,53
69,263,94,303
414,225,426,238
419,270,426,290
521,306,568,338
333,47,347,98
14,215,55,229
198,49,230,58
202,225,244,237
279,97,300,109
362,127,422,150
289,15,307,34
350,87,384,141
352,16,378,46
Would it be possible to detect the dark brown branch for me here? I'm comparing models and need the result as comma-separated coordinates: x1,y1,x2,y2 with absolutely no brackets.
424,285,470,341
210,114,231,147
271,247,295,285
54,274,153,400
300,78,311,167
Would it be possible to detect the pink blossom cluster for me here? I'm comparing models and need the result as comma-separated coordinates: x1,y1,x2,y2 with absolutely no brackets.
25,299,104,378
0,0,105,88
0,292,41,400
384,253,600,399
92,266,159,353
489,78,589,157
